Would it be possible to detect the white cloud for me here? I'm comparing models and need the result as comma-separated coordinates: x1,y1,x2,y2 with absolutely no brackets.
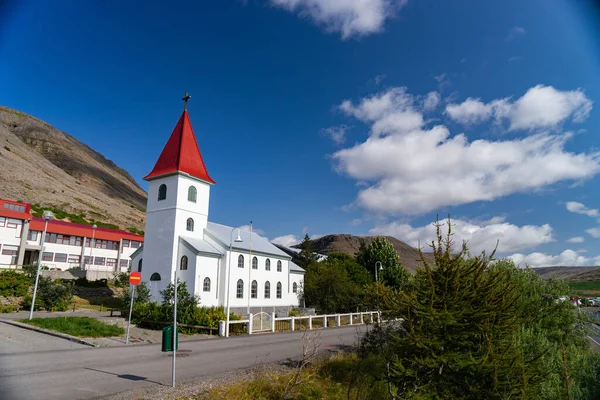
586,228,600,238
332,86,600,215
446,85,592,130
321,125,351,145
567,236,585,243
369,217,553,254
508,249,600,268
237,225,266,236
566,201,598,217
422,91,441,112
270,0,406,39
271,234,300,247
506,26,526,41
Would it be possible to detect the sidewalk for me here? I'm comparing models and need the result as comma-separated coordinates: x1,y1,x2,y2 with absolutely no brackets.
0,308,217,347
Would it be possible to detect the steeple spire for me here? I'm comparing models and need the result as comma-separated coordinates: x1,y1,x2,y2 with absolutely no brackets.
143,97,215,184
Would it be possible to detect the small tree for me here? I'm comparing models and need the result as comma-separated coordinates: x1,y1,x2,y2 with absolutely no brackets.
293,234,320,269
355,237,409,288
302,259,361,313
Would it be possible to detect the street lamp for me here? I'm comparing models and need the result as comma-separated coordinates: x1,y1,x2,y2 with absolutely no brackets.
89,224,97,280
225,228,243,337
375,261,383,281
29,210,54,320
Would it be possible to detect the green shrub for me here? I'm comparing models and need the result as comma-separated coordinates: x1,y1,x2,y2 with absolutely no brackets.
111,271,130,288
37,277,74,311
0,270,32,296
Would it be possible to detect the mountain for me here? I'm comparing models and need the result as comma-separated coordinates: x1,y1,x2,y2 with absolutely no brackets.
532,266,600,282
293,234,435,273
0,106,147,230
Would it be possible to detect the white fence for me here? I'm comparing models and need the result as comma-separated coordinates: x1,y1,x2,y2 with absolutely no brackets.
219,311,381,337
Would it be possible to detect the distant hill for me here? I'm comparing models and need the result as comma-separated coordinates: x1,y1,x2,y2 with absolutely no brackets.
292,234,435,273
532,266,600,282
0,106,147,230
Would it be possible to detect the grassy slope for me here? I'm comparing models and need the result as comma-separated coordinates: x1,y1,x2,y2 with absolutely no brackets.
21,317,124,337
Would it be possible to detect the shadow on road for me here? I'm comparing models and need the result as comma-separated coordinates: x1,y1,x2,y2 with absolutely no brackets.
84,367,165,386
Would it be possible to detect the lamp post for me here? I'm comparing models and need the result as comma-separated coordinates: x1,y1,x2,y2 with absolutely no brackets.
375,261,383,281
225,228,243,337
29,210,54,320
89,224,97,280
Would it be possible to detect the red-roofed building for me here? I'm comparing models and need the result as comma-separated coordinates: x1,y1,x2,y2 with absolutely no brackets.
0,198,143,272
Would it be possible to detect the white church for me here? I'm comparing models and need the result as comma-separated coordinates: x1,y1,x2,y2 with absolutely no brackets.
130,97,304,314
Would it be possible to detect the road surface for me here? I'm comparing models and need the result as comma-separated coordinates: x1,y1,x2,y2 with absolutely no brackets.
0,322,87,354
0,325,366,400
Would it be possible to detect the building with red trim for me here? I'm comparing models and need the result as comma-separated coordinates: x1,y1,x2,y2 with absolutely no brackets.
0,197,143,271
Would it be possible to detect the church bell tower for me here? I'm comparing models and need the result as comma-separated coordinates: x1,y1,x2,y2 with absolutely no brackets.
141,93,216,299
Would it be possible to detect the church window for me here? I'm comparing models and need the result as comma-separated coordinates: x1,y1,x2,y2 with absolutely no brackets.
251,280,257,298
186,218,194,232
158,184,167,201
264,281,270,299
277,260,282,272
236,279,244,298
238,254,244,268
293,282,298,293
252,256,258,270
265,259,270,271
276,282,282,299
203,277,211,292
180,255,188,270
150,273,161,281
188,186,197,203
138,259,142,272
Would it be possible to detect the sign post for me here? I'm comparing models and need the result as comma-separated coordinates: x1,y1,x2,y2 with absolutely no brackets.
125,272,142,345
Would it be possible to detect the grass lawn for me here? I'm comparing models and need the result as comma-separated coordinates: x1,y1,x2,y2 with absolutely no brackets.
569,281,600,297
21,317,124,338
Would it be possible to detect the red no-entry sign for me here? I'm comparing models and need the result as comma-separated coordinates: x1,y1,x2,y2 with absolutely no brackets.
129,271,142,286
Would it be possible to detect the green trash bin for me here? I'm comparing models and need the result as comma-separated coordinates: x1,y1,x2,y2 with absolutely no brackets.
162,325,178,352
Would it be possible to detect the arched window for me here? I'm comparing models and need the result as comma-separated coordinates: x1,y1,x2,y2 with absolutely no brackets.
186,218,194,232
158,184,167,201
265,259,271,271
203,277,211,292
251,280,257,298
293,282,298,293
252,256,258,270
188,186,197,203
264,281,271,299
236,279,244,298
238,254,244,268
150,272,161,281
277,260,282,272
180,255,188,270
276,282,282,299
137,259,142,272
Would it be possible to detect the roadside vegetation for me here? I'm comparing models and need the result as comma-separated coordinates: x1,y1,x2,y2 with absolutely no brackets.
22,316,124,337
286,219,600,400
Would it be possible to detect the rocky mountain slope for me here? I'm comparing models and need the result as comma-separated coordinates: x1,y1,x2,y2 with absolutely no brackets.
532,266,600,281
295,234,435,273
0,106,147,230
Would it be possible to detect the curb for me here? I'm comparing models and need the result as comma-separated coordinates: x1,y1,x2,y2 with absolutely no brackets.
0,319,99,348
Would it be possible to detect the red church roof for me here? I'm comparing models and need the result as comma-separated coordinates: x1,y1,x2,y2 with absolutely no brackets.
143,110,215,184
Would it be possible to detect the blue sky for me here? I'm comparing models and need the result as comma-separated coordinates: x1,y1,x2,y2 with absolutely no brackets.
2,0,600,267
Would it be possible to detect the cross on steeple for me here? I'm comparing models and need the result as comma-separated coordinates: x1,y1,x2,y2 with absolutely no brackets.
182,92,191,111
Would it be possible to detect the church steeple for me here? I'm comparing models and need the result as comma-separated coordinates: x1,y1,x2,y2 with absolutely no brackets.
144,94,216,184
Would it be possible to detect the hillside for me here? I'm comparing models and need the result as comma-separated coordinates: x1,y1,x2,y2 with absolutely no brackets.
532,266,600,282
294,234,435,273
0,106,147,230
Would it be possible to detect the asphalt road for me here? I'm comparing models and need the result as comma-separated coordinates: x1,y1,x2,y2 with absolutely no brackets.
0,323,86,354
0,325,366,400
